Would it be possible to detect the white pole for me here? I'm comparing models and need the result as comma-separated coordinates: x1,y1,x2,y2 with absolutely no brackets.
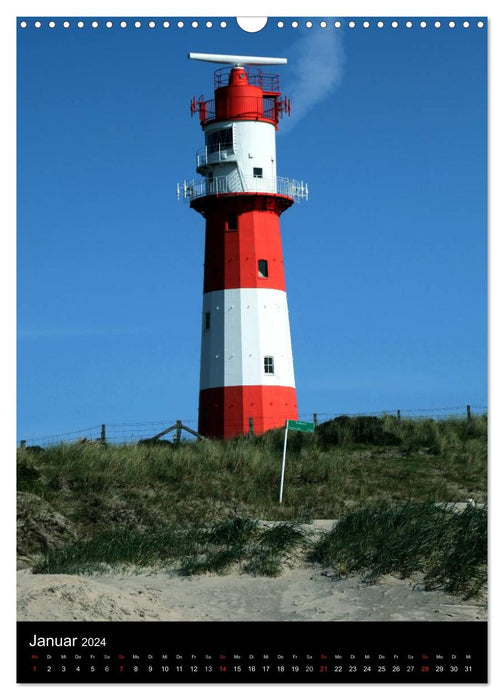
279,420,289,504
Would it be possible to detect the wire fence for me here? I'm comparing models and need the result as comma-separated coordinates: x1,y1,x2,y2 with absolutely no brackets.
19,405,487,447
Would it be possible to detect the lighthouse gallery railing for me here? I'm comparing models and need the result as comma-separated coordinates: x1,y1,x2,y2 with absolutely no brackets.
177,175,309,202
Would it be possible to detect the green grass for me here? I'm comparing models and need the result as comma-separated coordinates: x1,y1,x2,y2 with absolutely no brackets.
310,501,487,599
33,524,203,575
19,416,487,595
17,415,487,533
33,504,487,599
34,517,307,579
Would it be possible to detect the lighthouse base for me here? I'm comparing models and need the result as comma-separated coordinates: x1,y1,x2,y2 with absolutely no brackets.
198,385,298,440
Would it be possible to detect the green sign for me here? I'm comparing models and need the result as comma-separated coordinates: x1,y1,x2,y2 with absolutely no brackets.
287,420,315,433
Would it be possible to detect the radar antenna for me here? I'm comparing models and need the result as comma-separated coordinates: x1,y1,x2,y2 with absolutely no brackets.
188,52,287,66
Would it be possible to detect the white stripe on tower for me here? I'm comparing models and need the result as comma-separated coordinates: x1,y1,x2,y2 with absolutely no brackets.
200,288,296,390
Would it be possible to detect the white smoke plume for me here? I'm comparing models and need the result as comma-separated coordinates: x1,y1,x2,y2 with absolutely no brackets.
281,29,345,133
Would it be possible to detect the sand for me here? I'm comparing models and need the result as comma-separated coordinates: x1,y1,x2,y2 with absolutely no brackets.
17,521,486,623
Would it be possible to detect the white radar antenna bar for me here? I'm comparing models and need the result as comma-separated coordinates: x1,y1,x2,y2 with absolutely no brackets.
188,52,287,66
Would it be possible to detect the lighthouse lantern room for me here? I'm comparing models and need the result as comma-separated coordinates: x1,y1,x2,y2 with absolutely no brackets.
178,53,308,439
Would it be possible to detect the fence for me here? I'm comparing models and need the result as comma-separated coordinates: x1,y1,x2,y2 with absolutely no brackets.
19,405,487,448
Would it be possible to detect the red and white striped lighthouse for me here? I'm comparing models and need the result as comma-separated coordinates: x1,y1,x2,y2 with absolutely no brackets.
178,53,308,439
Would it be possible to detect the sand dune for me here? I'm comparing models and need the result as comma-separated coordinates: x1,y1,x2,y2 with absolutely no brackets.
17,563,486,623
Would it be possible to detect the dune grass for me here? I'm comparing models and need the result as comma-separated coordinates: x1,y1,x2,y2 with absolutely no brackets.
34,516,307,578
20,416,487,596
309,501,487,599
17,415,487,532
33,503,487,599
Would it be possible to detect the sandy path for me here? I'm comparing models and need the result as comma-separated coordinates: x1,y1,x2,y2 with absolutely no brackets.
17,564,486,623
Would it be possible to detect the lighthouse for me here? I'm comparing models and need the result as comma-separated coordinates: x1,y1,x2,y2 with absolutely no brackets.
178,53,308,439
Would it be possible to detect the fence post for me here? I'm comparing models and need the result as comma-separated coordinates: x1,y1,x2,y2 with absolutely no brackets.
467,404,472,421
175,420,182,443
397,410,401,421
100,424,106,444
313,413,318,427
249,417,254,437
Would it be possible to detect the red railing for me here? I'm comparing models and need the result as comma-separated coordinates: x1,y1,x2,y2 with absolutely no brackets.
214,66,280,93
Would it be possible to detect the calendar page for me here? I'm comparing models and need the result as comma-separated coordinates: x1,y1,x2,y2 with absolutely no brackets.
16,9,488,684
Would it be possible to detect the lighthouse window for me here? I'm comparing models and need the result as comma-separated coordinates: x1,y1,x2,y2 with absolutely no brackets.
253,167,263,178
264,356,274,374
226,213,238,231
258,259,269,278
205,127,233,154
205,312,211,330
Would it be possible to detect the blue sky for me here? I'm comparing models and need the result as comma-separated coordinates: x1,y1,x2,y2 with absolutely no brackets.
16,17,487,442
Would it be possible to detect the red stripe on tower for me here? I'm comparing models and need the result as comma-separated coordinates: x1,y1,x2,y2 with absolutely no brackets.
178,53,308,439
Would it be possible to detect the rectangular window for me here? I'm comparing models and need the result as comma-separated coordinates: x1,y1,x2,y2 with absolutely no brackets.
264,356,274,374
258,259,268,278
205,127,233,154
253,167,263,178
226,213,238,231
205,312,211,330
